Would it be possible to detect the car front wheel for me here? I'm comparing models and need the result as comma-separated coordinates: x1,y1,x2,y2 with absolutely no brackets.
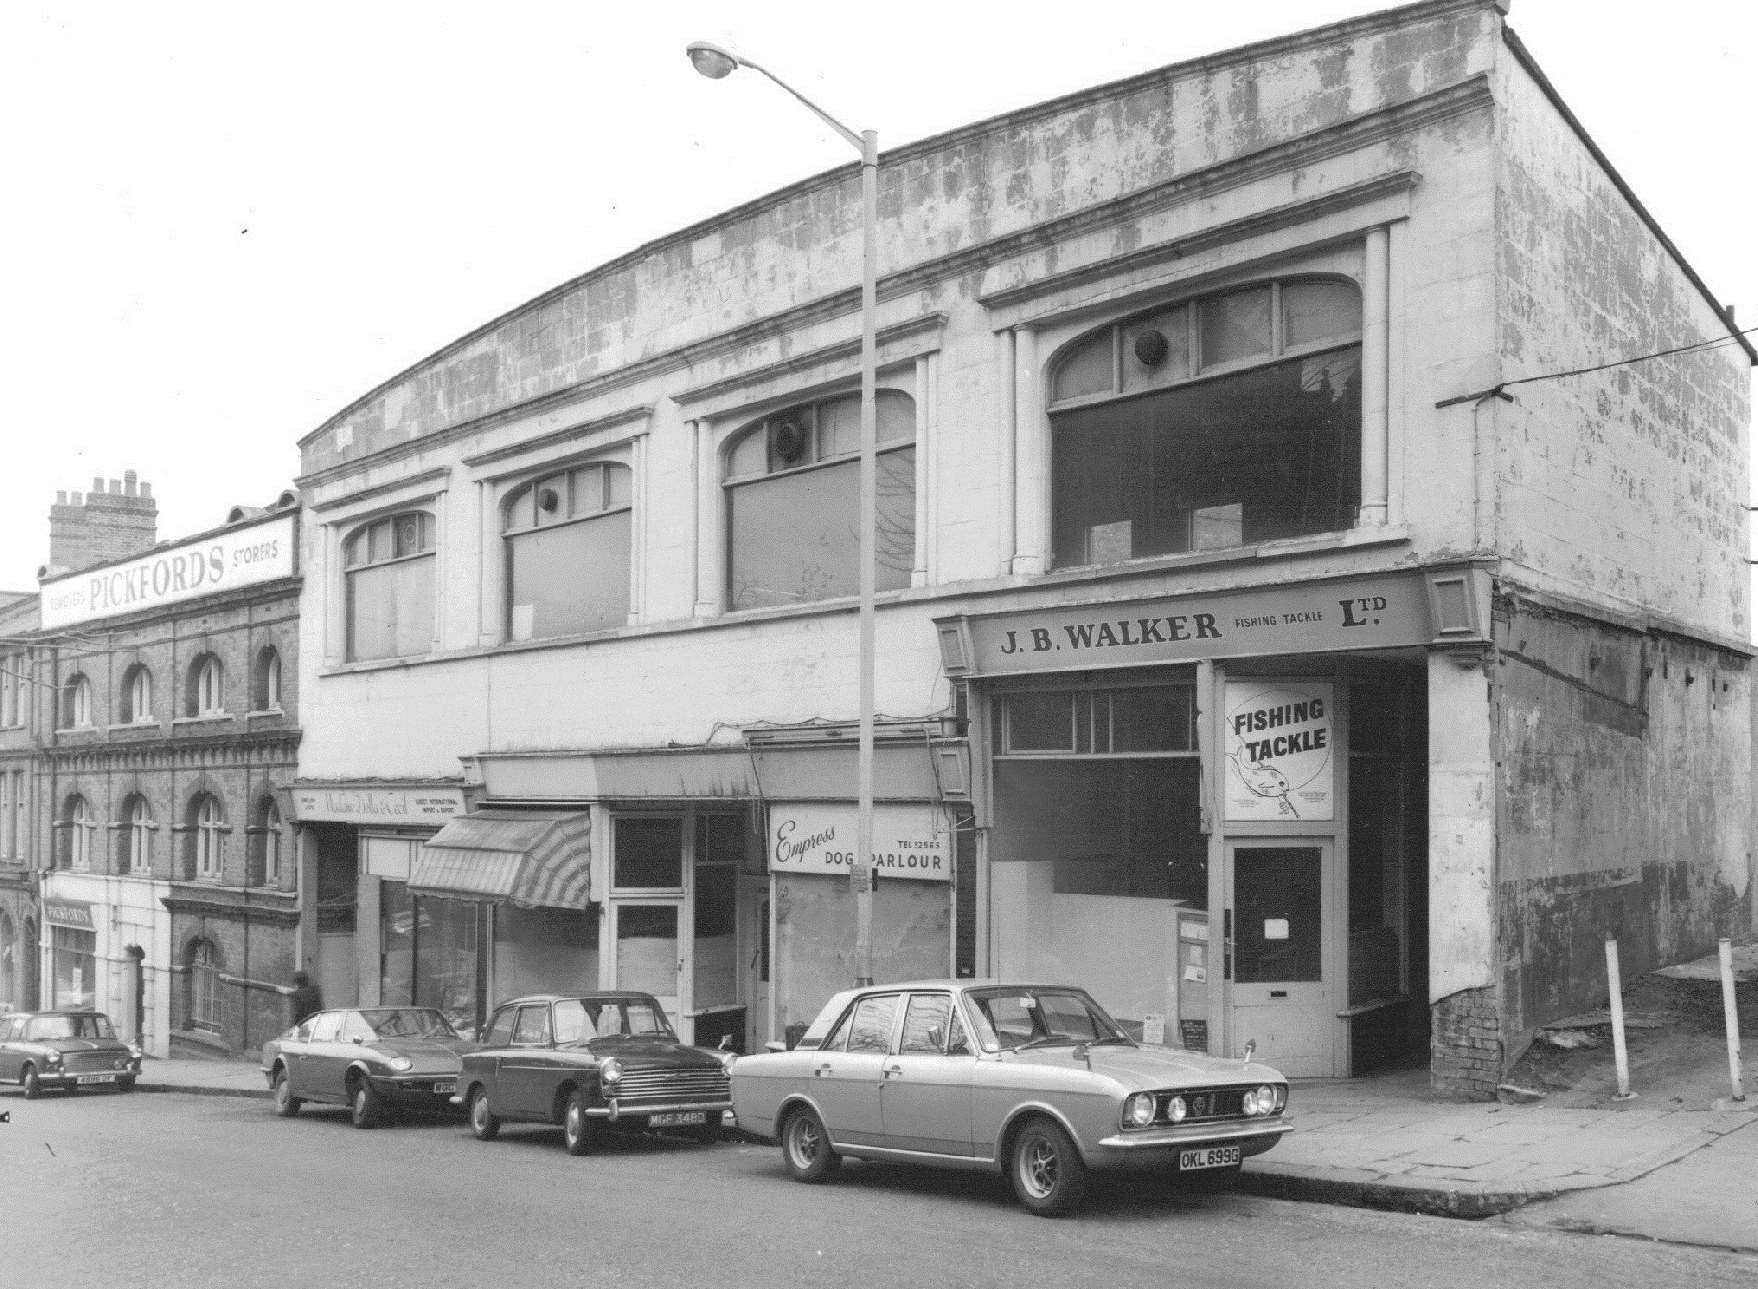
780,1106,839,1183
562,1091,596,1156
469,1087,500,1141
350,1079,382,1129
21,1065,41,1100
272,1068,301,1118
1010,1117,1088,1217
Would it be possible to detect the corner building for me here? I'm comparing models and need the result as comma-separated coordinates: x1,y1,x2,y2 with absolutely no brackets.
293,0,1751,1093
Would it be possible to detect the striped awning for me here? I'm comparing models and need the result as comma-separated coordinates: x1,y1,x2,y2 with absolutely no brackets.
408,810,591,910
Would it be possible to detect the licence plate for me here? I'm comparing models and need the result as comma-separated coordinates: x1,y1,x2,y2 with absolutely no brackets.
433,1080,455,1094
648,1111,707,1128
1179,1145,1241,1171
77,1073,117,1085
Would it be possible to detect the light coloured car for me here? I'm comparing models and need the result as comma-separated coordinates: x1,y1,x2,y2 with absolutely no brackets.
731,980,1291,1216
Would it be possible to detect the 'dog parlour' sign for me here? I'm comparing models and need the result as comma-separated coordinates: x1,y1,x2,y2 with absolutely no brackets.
768,803,951,882
1224,681,1334,821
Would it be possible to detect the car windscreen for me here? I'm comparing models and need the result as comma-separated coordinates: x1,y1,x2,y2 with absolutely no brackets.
572,998,675,1041
966,989,1127,1051
29,1015,116,1041
364,1009,459,1040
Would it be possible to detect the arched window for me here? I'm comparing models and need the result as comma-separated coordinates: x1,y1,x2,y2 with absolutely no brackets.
723,389,916,610
343,511,436,661
1048,276,1362,567
188,938,220,1030
188,794,226,882
121,665,153,725
122,796,153,874
504,462,632,640
60,673,93,729
253,646,282,711
251,796,283,887
187,654,224,717
62,795,95,869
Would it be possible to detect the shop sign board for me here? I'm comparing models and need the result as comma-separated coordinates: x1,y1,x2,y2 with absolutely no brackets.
952,570,1441,676
768,802,951,881
41,512,296,629
43,898,96,930
290,785,466,824
1223,681,1334,821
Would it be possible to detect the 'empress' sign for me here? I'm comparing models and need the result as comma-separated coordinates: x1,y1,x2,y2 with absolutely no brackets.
42,512,296,629
769,803,951,881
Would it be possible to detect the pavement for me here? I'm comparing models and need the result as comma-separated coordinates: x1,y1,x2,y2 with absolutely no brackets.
130,943,1757,1242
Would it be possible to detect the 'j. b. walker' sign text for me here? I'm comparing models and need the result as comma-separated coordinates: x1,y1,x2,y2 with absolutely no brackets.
948,571,1443,676
768,803,951,882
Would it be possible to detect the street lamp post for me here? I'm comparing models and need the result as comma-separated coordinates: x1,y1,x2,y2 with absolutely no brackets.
687,41,879,987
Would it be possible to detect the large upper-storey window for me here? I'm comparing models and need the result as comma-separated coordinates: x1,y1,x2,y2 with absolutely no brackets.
1049,277,1361,568
343,511,435,661
504,462,632,641
723,390,915,611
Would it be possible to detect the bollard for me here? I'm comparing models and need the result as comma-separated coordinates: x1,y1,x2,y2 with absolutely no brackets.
1720,939,1745,1103
1605,936,1636,1100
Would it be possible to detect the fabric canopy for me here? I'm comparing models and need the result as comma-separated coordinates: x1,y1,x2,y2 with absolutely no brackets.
408,809,591,910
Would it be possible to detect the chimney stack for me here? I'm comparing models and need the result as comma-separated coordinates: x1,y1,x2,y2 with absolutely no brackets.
48,471,159,574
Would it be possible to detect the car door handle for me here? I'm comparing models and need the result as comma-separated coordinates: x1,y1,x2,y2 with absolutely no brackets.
813,1063,832,1078
882,1064,903,1080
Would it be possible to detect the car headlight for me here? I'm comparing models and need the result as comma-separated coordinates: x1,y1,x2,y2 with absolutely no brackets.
44,1051,62,1068
1244,1084,1277,1116
127,1043,144,1060
385,1056,414,1072
1123,1092,1156,1128
1166,1095,1187,1123
599,1057,623,1086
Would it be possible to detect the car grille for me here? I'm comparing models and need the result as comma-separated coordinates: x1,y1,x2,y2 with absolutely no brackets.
1148,1085,1264,1125
614,1066,730,1106
62,1051,130,1074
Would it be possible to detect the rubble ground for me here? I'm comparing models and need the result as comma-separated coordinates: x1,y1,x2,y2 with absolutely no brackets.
1503,943,1757,1109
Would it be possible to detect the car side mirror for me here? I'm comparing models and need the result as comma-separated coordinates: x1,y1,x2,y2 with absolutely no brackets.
926,1024,944,1050
717,1034,734,1052
764,1040,788,1053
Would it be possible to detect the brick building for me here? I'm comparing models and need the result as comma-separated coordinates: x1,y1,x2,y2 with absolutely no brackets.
33,491,302,1057
290,1,1749,1094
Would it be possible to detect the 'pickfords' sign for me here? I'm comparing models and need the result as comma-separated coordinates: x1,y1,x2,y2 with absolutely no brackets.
944,569,1456,677
42,512,297,629
769,803,951,882
43,898,96,930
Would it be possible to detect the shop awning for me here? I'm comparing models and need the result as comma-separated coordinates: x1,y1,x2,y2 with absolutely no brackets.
408,810,591,910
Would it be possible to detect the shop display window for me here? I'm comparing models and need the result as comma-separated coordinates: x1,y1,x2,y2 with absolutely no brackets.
493,904,598,1000
51,926,96,1009
1049,277,1362,568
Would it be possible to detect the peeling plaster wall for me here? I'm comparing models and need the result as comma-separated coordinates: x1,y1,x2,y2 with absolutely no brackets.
1495,599,1752,1051
1493,52,1751,639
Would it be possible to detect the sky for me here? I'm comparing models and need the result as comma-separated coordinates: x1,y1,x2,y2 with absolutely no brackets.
2,0,1754,593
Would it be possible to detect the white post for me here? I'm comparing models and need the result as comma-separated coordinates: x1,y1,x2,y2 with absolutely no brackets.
1720,938,1745,1102
1605,937,1635,1100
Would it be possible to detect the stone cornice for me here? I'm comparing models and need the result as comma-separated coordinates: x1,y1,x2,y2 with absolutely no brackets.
43,728,301,771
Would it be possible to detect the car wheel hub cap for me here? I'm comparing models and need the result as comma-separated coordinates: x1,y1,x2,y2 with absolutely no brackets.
1024,1139,1057,1196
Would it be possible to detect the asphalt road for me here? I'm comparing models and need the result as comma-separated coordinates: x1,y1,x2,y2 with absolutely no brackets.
3,1089,1754,1289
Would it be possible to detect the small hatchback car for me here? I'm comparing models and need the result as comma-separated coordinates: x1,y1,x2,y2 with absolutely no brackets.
731,980,1291,1216
0,1010,143,1097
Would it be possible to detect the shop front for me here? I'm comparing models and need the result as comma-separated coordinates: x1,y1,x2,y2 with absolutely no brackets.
937,563,1490,1078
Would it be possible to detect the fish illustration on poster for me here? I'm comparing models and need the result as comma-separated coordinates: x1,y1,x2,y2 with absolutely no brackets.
1224,681,1334,821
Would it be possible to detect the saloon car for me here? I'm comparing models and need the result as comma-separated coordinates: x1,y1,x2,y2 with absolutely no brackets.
456,992,733,1155
262,1006,475,1127
0,1010,143,1097
730,980,1291,1216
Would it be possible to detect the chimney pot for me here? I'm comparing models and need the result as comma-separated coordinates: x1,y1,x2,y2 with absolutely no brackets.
92,476,104,494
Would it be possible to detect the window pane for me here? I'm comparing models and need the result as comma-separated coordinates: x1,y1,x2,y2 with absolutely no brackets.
1005,692,1074,752
846,995,898,1053
615,817,683,889
1233,846,1323,983
413,896,479,1031
1200,287,1272,367
876,390,916,446
615,905,679,997
693,863,737,1008
818,394,860,459
348,555,435,660
726,427,768,479
381,881,414,1006
726,449,914,611
1052,330,1114,403
603,462,632,509
1051,348,1361,567
1283,280,1361,348
507,511,631,640
899,994,952,1054
1108,686,1195,752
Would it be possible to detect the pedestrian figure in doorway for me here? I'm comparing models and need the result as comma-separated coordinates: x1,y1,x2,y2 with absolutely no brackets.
290,971,323,1023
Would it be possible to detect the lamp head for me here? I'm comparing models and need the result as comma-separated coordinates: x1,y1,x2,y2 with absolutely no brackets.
686,41,740,80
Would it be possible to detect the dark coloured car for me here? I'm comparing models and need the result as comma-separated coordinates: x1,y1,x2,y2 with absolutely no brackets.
456,992,733,1155
261,1006,476,1128
0,1010,142,1097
